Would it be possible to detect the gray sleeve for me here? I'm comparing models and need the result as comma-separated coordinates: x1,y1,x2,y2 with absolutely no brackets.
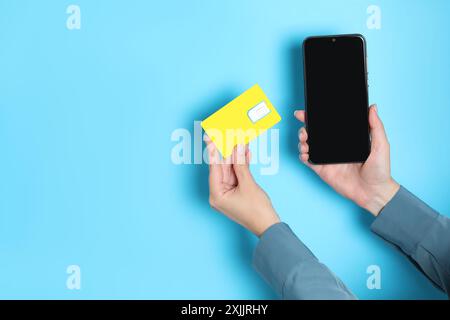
252,222,356,300
371,186,450,296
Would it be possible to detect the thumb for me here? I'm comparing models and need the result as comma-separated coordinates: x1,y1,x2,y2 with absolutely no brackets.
369,105,388,151
232,144,253,183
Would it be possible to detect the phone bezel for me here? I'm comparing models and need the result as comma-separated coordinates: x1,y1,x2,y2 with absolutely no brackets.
302,34,371,165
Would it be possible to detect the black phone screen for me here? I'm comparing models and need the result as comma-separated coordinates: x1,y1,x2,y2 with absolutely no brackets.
303,35,370,164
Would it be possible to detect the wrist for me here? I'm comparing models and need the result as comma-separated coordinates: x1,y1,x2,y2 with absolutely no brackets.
364,179,400,216
252,210,280,237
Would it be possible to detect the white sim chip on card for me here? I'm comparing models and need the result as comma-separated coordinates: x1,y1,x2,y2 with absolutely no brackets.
247,101,271,123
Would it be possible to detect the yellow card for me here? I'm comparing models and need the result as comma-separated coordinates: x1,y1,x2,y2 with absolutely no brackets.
201,84,281,158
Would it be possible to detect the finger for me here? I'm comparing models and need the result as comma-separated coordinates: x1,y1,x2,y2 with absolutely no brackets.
221,152,236,184
298,141,309,153
207,141,221,171
294,110,306,123
206,137,223,195
368,104,388,151
299,127,308,142
205,134,218,163
232,144,252,183
204,133,218,151
203,133,212,143
245,145,252,163
300,143,309,154
300,152,309,163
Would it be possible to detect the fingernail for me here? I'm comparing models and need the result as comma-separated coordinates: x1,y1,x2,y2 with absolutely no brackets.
373,104,378,112
294,110,298,116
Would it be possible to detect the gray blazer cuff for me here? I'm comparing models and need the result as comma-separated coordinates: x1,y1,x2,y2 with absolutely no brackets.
370,185,439,255
252,222,316,295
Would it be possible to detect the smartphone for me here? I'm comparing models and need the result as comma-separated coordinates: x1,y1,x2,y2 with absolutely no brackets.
303,34,370,164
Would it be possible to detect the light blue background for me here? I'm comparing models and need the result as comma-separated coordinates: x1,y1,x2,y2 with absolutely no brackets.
0,0,449,299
